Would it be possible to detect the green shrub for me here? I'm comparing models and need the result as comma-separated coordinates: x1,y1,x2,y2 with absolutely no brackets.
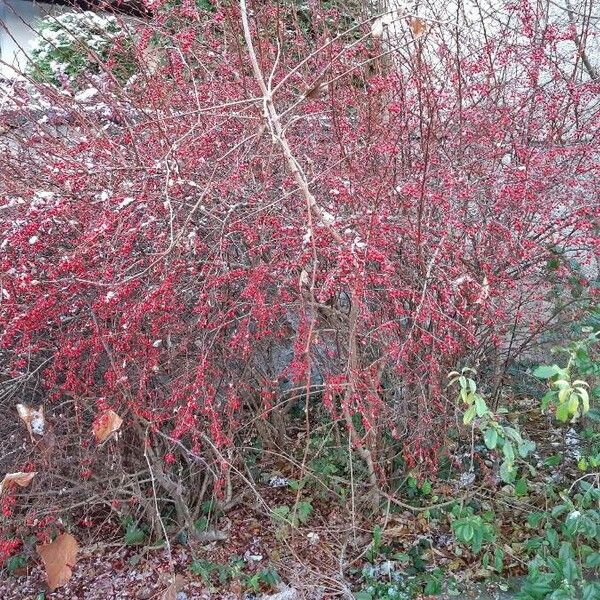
28,11,134,87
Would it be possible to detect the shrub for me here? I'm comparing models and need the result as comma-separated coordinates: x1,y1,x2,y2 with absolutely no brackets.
0,0,598,544
28,11,134,86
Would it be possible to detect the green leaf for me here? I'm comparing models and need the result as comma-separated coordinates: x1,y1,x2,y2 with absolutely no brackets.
514,478,528,497
392,552,410,562
503,441,515,463
542,390,557,410
586,407,600,422
463,404,477,425
518,439,536,458
582,582,600,600
472,525,484,554
453,520,475,543
554,379,572,390
124,525,146,546
475,395,488,417
561,557,578,583
494,547,504,571
296,501,312,524
504,426,523,443
190,559,217,580
548,590,573,600
556,401,570,422
585,552,600,568
5,554,27,573
533,364,561,378
519,573,555,597
558,542,575,561
567,394,579,414
499,460,516,483
527,512,545,528
272,505,291,524
484,427,498,449
546,527,559,549
545,454,562,466
424,574,443,595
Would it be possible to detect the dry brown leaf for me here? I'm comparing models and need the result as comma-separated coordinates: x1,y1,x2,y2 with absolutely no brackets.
160,574,186,600
410,18,426,38
0,471,36,495
37,533,79,591
93,409,123,443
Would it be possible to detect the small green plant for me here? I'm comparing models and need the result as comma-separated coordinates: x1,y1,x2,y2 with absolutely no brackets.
577,429,600,472
450,505,500,564
189,556,244,585
28,12,135,87
366,524,383,563
449,368,536,483
121,516,147,546
355,558,446,599
533,330,598,423
517,481,600,600
270,499,313,539
243,567,280,593
189,557,278,593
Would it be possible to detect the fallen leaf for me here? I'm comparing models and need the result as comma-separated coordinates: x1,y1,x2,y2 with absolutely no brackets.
160,574,186,599
37,533,79,591
0,471,37,495
410,17,426,38
93,409,123,443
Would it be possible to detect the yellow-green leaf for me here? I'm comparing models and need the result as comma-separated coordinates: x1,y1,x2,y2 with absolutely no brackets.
463,404,477,425
558,386,572,404
568,394,579,414
556,402,570,422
